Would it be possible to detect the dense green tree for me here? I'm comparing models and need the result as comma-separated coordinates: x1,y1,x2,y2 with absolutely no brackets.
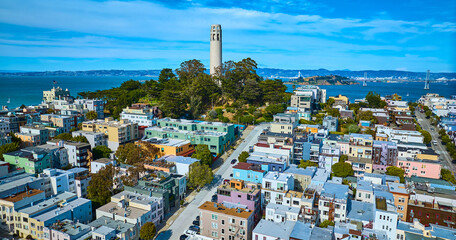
339,155,348,163
365,91,386,108
259,79,287,104
364,128,376,138
419,130,432,144
115,143,141,164
120,164,146,187
140,222,157,240
441,169,456,184
332,162,354,177
193,145,213,166
346,124,360,133
298,160,318,169
238,151,250,163
10,132,22,145
87,164,118,206
0,142,20,161
86,111,98,120
158,68,176,86
319,220,335,228
120,79,142,91
188,162,213,189
386,166,405,183
348,103,361,114
92,145,112,160
71,136,89,143
358,110,377,123
326,108,340,117
160,90,186,119
425,111,432,118
54,133,73,141
176,59,206,88
263,103,286,121
242,79,263,104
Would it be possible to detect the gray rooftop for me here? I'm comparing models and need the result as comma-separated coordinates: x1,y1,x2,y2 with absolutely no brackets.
88,216,135,235
264,172,293,182
321,182,349,200
290,221,312,240
284,165,316,177
347,201,375,223
18,192,77,215
253,219,296,239
266,203,300,215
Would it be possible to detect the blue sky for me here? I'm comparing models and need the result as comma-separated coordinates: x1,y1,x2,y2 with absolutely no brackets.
0,0,455,72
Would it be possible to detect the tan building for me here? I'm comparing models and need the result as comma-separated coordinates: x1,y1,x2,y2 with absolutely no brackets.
82,118,138,151
199,201,255,240
387,182,409,221
329,94,349,105
140,138,194,158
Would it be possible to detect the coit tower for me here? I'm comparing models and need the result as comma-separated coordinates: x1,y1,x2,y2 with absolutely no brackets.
210,24,222,75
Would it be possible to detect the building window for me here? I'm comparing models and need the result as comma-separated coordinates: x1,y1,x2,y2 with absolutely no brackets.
212,222,218,229
211,231,218,238
212,214,218,220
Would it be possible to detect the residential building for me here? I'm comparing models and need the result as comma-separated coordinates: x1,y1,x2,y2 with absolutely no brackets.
40,168,76,195
347,200,375,227
372,140,397,171
373,195,397,240
348,133,373,159
47,140,91,167
407,191,456,228
318,145,340,172
43,220,91,240
283,165,316,191
82,118,139,152
246,151,288,172
270,113,299,135
232,162,268,184
120,103,158,127
387,182,409,221
41,114,73,133
68,167,91,198
397,157,441,179
43,87,71,103
88,216,139,240
0,189,46,231
252,220,297,240
262,172,294,205
318,182,349,223
198,201,255,240
310,168,330,187
14,192,92,239
3,147,52,174
290,86,326,120
397,219,456,240
72,130,107,149
96,191,164,227
143,160,176,173
322,116,338,132
265,203,300,223
35,143,69,169
146,118,235,155
0,173,50,198
217,179,262,223
356,180,374,203
90,158,116,174
18,125,49,147
160,155,199,175
74,98,105,119
140,137,194,158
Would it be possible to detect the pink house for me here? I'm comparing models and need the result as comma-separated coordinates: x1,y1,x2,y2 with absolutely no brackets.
397,157,441,179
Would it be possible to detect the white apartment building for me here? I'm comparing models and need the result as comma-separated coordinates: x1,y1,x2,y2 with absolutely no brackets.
318,182,349,223
374,197,398,240
41,168,76,195
72,130,106,149
120,103,157,127
262,172,294,205
265,203,300,223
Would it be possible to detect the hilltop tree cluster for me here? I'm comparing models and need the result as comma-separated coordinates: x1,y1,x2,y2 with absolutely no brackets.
79,58,289,121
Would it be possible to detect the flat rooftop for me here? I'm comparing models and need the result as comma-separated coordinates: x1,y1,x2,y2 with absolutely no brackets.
18,192,77,215
198,201,253,219
88,216,135,235
0,189,44,203
143,138,190,147
34,198,91,222
97,201,148,220
264,172,292,182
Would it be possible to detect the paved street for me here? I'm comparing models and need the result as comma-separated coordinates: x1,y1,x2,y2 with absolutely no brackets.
416,111,455,173
157,124,269,240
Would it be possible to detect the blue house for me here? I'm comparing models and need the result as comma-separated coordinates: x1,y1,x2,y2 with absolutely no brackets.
232,162,268,184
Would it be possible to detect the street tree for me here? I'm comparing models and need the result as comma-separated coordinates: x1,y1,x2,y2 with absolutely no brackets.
238,151,250,163
71,136,89,143
188,162,213,189
140,222,157,240
54,133,73,141
193,145,213,166
419,130,432,144
115,143,141,164
87,164,118,207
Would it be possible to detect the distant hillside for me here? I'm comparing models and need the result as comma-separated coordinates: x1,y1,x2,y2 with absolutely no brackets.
290,75,356,85
0,68,455,80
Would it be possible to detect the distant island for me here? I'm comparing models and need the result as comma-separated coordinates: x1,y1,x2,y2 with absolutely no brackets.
289,75,357,85
0,68,455,80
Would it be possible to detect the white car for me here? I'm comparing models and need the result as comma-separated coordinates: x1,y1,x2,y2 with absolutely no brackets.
184,230,197,236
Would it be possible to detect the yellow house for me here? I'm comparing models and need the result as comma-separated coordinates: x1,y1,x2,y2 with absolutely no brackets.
329,94,349,105
375,133,388,142
348,133,373,159
16,133,41,147
82,118,139,151
139,138,195,158
388,182,409,221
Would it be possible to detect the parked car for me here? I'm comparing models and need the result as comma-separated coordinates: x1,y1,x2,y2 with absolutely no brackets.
224,179,230,184
184,230,196,236
196,216,200,221
211,194,217,202
231,159,237,164
189,225,200,233
230,173,233,177
193,220,200,226
180,234,189,240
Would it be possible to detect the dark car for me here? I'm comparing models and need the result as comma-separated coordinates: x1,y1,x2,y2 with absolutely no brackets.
189,225,200,233
180,234,188,240
231,159,237,164
193,220,200,226
211,194,217,202
196,215,200,221
230,173,233,177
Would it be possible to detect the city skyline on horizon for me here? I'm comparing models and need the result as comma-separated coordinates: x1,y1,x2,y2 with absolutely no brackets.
0,0,455,72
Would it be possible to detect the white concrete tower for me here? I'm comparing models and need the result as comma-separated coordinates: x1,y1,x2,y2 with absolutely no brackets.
210,24,222,75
